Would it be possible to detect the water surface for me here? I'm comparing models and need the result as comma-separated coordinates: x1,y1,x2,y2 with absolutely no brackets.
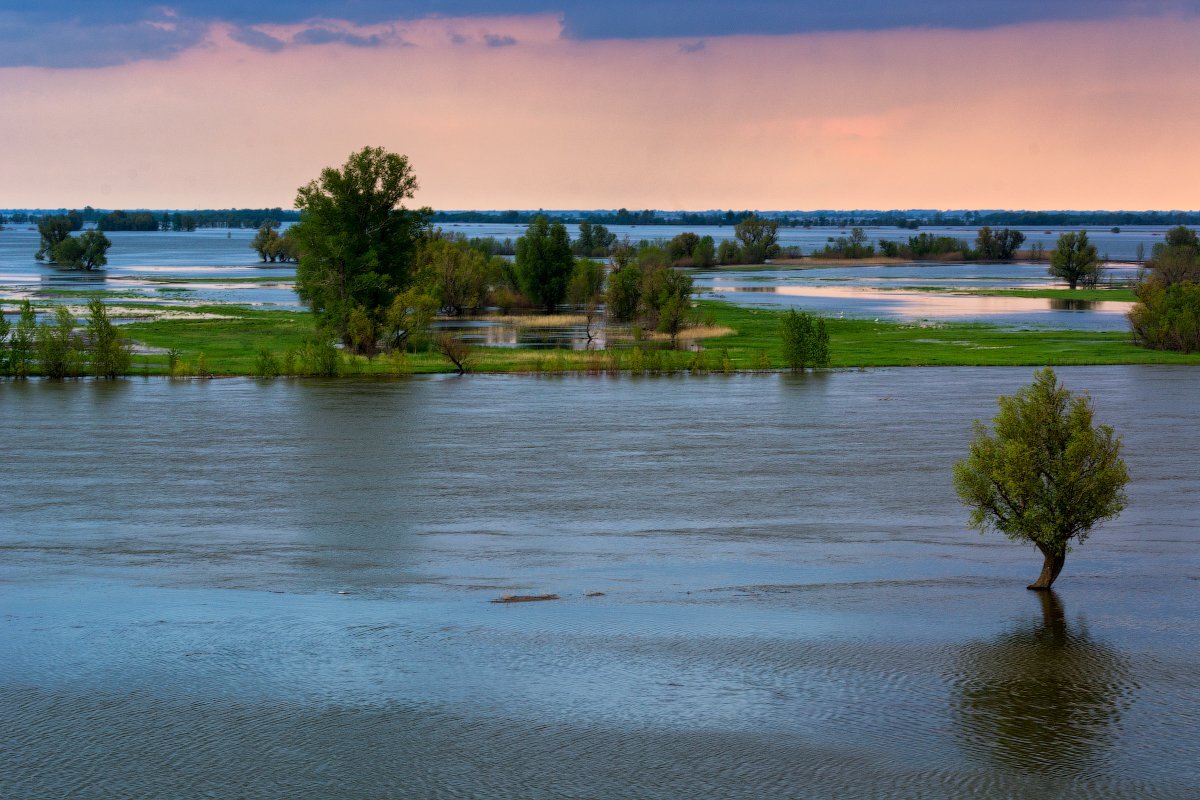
2,369,1198,798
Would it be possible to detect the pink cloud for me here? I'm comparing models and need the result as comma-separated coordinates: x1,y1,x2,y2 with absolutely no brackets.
2,14,1199,210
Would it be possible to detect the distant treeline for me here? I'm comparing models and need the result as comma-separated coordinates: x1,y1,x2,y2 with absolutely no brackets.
1,207,301,230
6,207,1200,232
431,209,1200,228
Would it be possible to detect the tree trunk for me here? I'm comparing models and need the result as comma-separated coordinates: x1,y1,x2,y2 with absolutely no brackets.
1028,546,1066,590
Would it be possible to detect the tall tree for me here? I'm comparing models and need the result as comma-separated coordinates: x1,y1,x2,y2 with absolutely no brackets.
292,147,431,350
515,215,574,312
86,298,132,378
734,214,780,263
35,216,72,261
976,226,1026,260
1048,231,1099,290
953,369,1129,590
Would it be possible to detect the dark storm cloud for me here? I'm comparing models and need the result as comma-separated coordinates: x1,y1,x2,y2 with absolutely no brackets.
3,1,1197,67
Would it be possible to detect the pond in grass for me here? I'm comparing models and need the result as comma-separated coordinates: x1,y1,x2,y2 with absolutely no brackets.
2,367,1197,798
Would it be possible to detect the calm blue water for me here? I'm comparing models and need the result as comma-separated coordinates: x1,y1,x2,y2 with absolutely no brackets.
0,224,1151,329
2,368,1199,798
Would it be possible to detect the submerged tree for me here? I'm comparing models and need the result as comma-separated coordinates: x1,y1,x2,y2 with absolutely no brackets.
1049,231,1099,290
953,368,1129,590
35,216,73,261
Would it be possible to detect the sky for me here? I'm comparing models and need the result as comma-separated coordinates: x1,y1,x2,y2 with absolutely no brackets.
2,1,1200,210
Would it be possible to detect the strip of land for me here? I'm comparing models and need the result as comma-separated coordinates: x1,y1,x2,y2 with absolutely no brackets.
116,299,1200,376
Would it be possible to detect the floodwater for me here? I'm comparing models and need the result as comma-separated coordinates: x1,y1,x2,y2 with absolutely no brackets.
0,224,1153,331
695,263,1138,330
0,228,297,308
2,368,1198,798
437,223,1168,261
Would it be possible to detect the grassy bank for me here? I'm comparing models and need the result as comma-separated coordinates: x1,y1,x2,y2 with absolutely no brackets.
116,299,1200,376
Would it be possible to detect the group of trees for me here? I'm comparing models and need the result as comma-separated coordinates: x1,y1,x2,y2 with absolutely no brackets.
290,148,728,356
878,232,970,260
35,216,111,270
1129,225,1200,352
603,250,696,342
572,221,617,257
250,221,301,263
0,299,132,379
819,227,875,259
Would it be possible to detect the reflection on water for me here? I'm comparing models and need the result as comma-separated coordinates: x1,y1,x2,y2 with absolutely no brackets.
706,283,1133,330
1050,298,1099,311
954,591,1131,775
1,370,1198,797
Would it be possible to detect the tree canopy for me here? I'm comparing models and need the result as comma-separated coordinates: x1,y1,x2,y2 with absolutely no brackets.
953,368,1128,590
734,214,781,263
975,226,1026,260
514,215,574,312
1048,231,1099,290
1129,225,1200,352
292,147,431,348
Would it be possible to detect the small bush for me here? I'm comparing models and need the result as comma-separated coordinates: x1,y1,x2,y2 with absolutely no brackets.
254,348,281,378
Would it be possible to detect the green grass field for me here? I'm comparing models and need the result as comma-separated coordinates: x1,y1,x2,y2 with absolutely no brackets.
115,298,1200,376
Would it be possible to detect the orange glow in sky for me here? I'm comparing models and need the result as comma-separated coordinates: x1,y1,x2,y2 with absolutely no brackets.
3,14,1198,210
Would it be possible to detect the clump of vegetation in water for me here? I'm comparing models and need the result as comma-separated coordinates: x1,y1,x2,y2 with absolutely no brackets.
1129,225,1200,352
0,299,133,379
954,368,1129,589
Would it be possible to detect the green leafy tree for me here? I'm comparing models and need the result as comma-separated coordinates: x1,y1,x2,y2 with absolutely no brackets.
1146,226,1199,287
292,146,431,351
72,230,110,270
251,222,282,261
86,297,132,378
975,226,1026,260
717,239,742,265
692,235,716,268
567,258,605,306
573,221,615,256
666,232,701,265
640,265,694,344
9,300,36,378
953,368,1129,590
35,216,73,261
605,264,642,323
36,306,83,379
0,304,9,375
1129,281,1200,352
735,214,781,263
780,309,831,372
415,238,493,316
515,215,574,312
568,258,606,345
383,287,438,352
1048,231,1099,290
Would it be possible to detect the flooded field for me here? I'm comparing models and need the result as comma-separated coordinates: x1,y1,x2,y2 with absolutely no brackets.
2,368,1198,798
0,225,1153,335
